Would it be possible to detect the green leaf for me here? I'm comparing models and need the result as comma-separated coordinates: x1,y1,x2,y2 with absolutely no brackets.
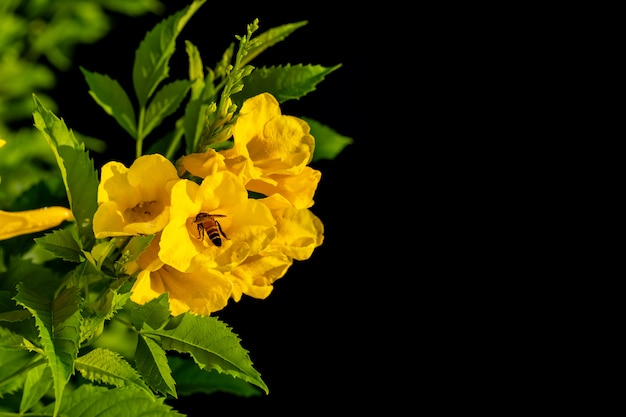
75,347,153,397
52,384,184,417
121,235,154,265
303,117,353,161
234,63,342,105
136,335,177,398
0,325,27,350
80,289,130,346
132,0,206,107
0,291,31,322
129,293,171,331
19,363,53,414
185,40,205,96
242,20,308,66
149,313,268,394
13,283,81,416
183,40,217,154
0,349,32,398
80,67,138,138
169,355,262,397
143,79,191,139
32,95,98,250
34,226,84,262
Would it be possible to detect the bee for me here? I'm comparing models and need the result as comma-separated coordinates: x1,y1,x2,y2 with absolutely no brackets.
193,212,229,247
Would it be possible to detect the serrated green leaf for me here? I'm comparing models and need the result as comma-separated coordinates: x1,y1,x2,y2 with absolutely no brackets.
129,293,171,331
132,0,206,107
32,95,98,250
13,284,81,416
52,384,184,417
80,290,130,346
19,362,52,414
75,347,153,397
55,147,98,249
169,355,262,397
242,20,308,66
34,226,84,262
80,67,137,138
136,335,177,398
121,235,154,265
302,117,353,161
234,63,342,105
143,79,191,139
149,313,268,394
0,291,31,322
0,325,27,350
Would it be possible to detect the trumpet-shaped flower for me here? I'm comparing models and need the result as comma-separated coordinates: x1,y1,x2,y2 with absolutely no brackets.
229,195,324,301
159,170,276,273
246,167,321,209
93,154,180,238
130,233,233,316
226,93,315,176
0,206,74,240
180,93,322,208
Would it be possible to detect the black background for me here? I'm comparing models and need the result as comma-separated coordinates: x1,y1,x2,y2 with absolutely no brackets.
52,2,382,414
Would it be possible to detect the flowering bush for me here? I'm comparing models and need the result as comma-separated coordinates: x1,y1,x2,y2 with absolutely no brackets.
0,1,351,415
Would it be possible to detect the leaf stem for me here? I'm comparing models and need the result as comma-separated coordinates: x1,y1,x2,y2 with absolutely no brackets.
136,107,147,158
113,315,135,330
165,119,185,160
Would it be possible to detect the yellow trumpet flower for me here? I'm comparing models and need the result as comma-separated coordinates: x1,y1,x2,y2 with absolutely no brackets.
0,206,74,240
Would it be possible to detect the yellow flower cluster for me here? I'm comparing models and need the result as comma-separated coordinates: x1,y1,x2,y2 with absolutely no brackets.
93,93,324,316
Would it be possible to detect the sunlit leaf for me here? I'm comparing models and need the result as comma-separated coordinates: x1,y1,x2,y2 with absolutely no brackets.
34,226,83,262
32,95,98,250
75,348,153,397
81,68,137,139
143,79,191,139
242,20,308,66
50,384,183,416
148,313,268,394
234,63,342,105
136,334,177,398
14,283,81,417
132,0,206,107
129,293,171,331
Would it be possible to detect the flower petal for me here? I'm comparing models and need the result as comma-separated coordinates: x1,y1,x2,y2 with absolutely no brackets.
247,167,321,209
132,264,233,316
230,250,292,301
94,154,180,238
160,172,276,273
130,234,232,316
0,206,74,240
270,207,324,260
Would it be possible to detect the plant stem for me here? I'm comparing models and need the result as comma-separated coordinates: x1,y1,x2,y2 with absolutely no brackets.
136,107,147,158
0,358,46,387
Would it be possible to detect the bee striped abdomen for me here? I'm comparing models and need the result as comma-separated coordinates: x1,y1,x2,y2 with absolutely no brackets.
205,224,223,246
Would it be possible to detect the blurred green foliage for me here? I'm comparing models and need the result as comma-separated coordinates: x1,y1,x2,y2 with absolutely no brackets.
0,0,163,209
